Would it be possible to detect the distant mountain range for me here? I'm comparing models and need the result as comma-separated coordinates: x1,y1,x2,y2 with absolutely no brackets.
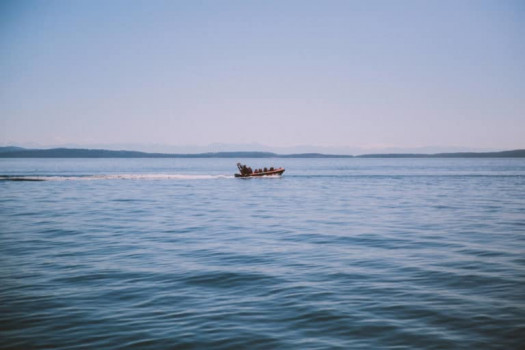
0,147,524,158
5,143,497,155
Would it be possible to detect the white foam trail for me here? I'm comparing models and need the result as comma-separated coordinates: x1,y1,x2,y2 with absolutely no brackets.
90,174,234,180
0,174,234,181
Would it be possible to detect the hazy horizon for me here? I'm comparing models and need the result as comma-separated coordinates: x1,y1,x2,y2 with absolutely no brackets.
1,0,524,150
0,141,514,155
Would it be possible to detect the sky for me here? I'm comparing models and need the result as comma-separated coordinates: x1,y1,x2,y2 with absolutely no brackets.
1,0,524,153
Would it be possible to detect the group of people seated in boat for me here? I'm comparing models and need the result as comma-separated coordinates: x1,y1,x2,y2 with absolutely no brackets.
254,167,275,174
237,163,275,176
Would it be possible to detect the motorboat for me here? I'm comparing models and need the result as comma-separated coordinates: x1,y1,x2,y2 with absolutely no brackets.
235,163,285,177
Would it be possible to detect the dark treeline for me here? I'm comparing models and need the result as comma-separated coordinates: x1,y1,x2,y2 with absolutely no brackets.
357,150,525,158
0,147,524,158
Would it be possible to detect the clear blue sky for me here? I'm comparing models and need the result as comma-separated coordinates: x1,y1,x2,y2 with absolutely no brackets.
1,0,524,152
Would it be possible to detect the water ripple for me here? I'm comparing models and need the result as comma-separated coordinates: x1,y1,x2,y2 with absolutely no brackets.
1,158,524,349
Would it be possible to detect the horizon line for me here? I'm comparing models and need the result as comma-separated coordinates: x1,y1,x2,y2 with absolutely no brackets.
1,146,524,158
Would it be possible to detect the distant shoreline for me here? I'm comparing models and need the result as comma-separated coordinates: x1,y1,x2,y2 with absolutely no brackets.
0,147,524,158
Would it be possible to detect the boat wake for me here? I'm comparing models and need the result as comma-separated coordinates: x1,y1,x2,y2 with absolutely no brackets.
0,174,234,181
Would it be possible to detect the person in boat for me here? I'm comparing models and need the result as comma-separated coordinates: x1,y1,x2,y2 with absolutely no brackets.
237,163,248,176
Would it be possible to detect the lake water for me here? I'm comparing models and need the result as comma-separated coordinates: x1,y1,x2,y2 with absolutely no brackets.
1,158,524,349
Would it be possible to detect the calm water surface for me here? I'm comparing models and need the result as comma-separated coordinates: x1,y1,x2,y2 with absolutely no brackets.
1,158,524,349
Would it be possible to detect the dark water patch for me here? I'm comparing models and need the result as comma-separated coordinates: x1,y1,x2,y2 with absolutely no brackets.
456,247,511,258
0,176,46,181
286,232,406,249
52,270,149,285
183,270,280,290
111,198,156,203
187,249,275,266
